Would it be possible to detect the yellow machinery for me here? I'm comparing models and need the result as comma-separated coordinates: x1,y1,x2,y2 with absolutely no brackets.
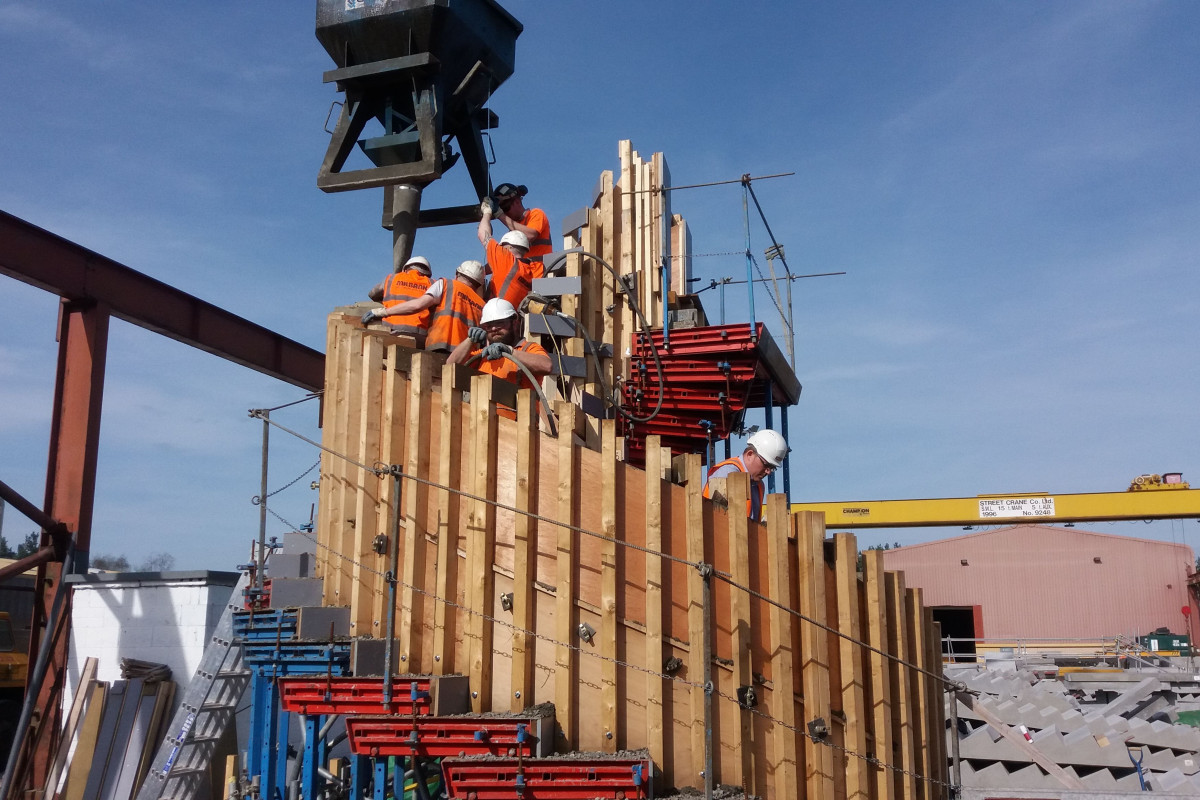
790,473,1200,528
0,611,28,755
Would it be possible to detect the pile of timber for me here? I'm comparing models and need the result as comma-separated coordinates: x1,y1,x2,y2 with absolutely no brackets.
315,316,949,798
44,657,178,800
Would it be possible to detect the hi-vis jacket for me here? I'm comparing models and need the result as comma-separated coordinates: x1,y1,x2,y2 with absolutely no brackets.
702,456,764,521
486,239,544,308
425,278,485,352
380,270,433,341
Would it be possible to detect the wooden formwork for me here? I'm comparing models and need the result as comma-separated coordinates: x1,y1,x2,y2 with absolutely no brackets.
314,314,948,799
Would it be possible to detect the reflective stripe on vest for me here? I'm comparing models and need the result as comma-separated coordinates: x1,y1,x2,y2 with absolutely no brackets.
381,270,432,338
703,457,763,520
426,279,485,352
496,257,535,306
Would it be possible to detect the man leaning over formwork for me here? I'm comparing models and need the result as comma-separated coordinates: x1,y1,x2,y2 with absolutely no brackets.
447,298,551,394
363,259,487,353
361,255,434,346
479,181,552,263
702,429,789,522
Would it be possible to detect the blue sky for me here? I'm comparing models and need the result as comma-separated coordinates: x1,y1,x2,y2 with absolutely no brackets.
2,2,1198,569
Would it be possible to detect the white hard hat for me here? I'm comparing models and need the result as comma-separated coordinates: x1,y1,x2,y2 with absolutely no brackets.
747,429,789,468
456,259,486,284
480,298,518,325
404,255,431,275
499,230,530,251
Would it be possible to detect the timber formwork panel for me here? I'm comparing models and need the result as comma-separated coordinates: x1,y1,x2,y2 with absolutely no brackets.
316,316,946,798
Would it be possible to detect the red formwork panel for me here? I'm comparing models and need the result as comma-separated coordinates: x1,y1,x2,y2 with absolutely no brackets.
277,676,433,716
441,757,653,800
346,716,542,758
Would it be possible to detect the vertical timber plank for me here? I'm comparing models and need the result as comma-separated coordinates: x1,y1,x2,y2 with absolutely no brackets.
908,588,930,798
683,454,707,782
926,617,947,800
510,389,540,709
432,363,462,674
725,472,754,791
796,511,834,797
466,376,498,711
765,497,800,793
643,435,667,773
554,402,580,748
316,315,342,588
320,318,350,603
376,350,408,634
864,551,895,800
887,571,917,800
350,333,384,635
600,419,620,750
399,353,432,669
834,533,870,800
333,323,364,607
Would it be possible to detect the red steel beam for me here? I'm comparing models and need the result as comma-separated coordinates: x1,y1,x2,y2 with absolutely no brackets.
0,211,323,392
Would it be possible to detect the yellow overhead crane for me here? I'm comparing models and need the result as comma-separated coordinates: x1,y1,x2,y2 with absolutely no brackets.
790,472,1200,528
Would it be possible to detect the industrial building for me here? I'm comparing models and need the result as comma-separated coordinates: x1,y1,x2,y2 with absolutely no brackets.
881,524,1199,657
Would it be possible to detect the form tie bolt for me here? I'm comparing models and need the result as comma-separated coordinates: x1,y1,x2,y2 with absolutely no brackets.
472,691,479,699
434,655,441,662
514,691,521,699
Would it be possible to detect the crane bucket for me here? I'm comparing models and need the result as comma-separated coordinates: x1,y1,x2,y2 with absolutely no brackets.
315,0,523,194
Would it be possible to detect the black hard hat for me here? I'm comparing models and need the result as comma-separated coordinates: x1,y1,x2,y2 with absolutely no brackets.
493,182,527,198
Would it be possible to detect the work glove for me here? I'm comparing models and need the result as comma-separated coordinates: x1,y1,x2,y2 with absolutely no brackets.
482,342,512,361
361,310,378,326
480,197,497,216
467,326,488,345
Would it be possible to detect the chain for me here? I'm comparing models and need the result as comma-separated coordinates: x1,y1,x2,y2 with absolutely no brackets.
668,250,751,260
712,686,957,792
257,459,321,501
265,503,954,791
267,506,707,694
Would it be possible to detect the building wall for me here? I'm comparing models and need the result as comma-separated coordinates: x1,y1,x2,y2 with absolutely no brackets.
880,525,1197,641
65,571,238,711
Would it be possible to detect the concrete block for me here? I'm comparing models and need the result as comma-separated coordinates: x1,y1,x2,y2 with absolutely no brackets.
268,578,324,609
282,532,317,555
269,553,312,579
296,606,350,640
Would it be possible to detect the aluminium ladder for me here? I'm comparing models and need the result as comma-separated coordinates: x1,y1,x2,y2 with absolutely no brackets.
133,571,251,800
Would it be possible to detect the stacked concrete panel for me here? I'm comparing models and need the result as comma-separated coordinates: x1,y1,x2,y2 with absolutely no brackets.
948,665,1200,794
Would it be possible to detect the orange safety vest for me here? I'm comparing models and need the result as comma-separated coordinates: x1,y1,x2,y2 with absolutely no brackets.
475,339,549,393
518,207,553,262
702,456,764,521
380,269,433,341
425,278,485,353
486,239,543,308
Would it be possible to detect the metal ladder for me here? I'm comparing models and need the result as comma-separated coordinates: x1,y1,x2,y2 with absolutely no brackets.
133,571,251,800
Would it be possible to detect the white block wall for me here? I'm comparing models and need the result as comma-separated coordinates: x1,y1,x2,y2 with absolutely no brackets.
64,572,238,712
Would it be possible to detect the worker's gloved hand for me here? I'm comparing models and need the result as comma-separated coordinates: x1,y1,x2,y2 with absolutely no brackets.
467,326,488,345
361,310,377,326
482,342,512,361
480,197,497,216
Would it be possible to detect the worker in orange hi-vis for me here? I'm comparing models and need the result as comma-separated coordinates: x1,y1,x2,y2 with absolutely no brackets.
702,429,789,522
479,182,552,262
476,212,544,308
363,259,486,353
362,255,434,346
447,298,552,394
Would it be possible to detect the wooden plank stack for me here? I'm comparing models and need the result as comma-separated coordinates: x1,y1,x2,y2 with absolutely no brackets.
314,314,950,798
555,141,683,417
